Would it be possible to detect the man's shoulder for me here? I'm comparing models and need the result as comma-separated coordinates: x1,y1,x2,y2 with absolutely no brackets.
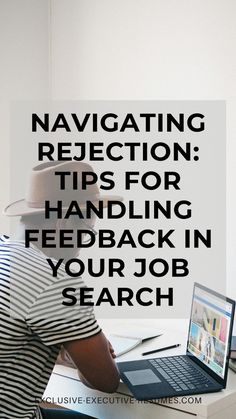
0,235,66,281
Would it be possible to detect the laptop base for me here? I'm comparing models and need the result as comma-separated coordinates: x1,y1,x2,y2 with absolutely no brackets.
118,355,223,401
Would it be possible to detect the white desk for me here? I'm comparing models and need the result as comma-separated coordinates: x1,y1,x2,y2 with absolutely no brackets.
44,319,236,419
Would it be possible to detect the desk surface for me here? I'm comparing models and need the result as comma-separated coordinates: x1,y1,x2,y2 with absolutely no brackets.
44,319,236,419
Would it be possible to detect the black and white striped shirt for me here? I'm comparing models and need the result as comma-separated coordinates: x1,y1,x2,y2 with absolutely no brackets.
0,235,101,418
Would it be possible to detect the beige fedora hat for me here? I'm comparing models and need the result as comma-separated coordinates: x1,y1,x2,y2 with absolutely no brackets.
3,161,123,216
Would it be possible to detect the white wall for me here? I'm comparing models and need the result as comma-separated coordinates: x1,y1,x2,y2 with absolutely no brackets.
50,0,236,300
1,0,236,301
0,0,50,233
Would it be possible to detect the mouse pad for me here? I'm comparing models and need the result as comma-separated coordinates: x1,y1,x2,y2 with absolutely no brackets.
123,369,162,386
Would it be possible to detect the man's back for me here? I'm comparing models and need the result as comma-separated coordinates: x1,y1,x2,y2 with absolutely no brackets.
0,235,101,419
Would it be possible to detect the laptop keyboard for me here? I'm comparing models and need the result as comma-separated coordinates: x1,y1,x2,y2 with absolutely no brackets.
149,356,215,392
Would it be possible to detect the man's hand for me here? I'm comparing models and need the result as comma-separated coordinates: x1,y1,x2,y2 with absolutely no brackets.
63,331,120,393
108,340,116,359
57,339,116,367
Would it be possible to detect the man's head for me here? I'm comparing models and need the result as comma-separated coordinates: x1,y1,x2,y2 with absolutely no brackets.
3,160,122,260
20,211,97,262
4,160,122,217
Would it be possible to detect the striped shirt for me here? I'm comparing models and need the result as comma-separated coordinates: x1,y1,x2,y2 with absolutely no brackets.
0,235,101,419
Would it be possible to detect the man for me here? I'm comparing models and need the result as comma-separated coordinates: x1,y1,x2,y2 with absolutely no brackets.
0,161,122,419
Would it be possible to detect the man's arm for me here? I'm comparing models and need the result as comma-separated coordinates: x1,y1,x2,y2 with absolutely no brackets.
63,331,120,393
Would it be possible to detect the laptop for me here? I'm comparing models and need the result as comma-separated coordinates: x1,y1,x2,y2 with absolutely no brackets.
117,283,235,400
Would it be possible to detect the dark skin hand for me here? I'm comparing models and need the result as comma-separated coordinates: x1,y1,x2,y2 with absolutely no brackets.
61,331,120,393
57,339,116,366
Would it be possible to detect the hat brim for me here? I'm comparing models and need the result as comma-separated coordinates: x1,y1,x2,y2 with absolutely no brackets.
3,196,124,217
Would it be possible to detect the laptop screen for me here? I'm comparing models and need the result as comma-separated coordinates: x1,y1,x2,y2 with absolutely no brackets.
187,284,234,379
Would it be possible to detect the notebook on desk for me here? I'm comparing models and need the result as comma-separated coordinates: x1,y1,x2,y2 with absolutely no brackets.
117,283,235,400
108,328,162,357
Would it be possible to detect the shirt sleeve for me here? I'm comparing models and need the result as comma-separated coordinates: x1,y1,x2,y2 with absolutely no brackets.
25,276,101,346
